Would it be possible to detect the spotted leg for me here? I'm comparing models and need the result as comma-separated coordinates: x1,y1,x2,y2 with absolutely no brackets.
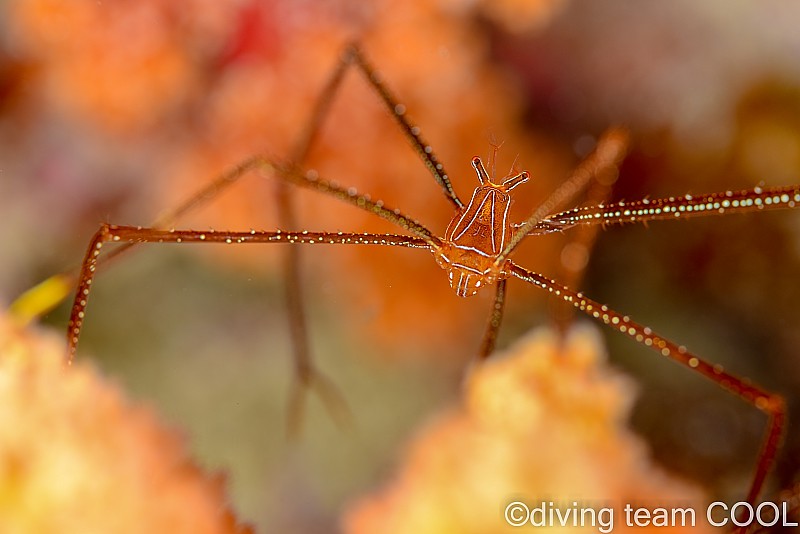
67,224,429,427
547,128,629,334
477,278,507,360
509,261,785,531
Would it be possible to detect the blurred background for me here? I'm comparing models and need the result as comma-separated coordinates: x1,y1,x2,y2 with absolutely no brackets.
2,0,800,531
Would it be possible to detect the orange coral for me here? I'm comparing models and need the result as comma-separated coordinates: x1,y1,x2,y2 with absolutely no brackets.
6,0,231,134
0,312,251,534
342,325,713,533
4,0,574,357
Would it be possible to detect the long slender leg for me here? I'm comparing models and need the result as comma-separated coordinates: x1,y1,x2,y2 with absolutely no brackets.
496,129,628,265
66,224,427,424
63,155,440,346
12,43,459,320
67,224,427,360
276,45,357,431
65,150,437,429
508,261,785,524
10,156,274,323
345,45,463,209
92,148,441,263
145,44,459,247
266,43,462,386
268,160,440,243
535,184,800,233
21,44,436,429
19,42,446,425
274,41,463,431
549,128,629,333
477,278,507,360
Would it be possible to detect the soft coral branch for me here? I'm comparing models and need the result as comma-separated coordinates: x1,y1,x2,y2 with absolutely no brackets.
343,325,713,533
0,311,251,534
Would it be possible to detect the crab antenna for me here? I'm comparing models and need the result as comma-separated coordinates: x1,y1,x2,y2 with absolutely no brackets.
508,153,521,176
488,132,504,180
502,170,530,191
471,156,490,185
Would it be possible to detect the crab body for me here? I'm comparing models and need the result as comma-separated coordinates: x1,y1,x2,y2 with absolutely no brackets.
433,156,529,297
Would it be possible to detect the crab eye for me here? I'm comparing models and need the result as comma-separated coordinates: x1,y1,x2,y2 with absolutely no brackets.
471,156,489,185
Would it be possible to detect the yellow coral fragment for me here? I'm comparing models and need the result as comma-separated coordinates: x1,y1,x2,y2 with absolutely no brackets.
8,273,74,326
